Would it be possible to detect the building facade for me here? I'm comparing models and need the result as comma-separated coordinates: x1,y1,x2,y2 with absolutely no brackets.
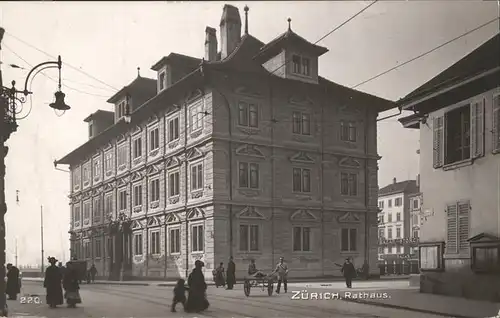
56,4,393,280
377,178,419,268
399,34,500,301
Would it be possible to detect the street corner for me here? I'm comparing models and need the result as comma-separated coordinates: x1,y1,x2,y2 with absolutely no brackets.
289,289,393,301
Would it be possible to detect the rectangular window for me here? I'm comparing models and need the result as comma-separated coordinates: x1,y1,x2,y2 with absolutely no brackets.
444,105,471,165
73,205,81,223
83,202,90,220
150,179,160,202
378,201,384,209
396,245,401,253
387,227,393,239
149,127,159,151
340,121,356,142
73,170,81,187
134,233,143,256
191,163,203,191
292,55,301,74
105,152,113,172
150,231,160,255
379,215,384,224
302,57,310,76
446,201,470,254
388,199,392,208
82,166,90,183
133,138,142,159
420,245,439,270
93,196,101,222
133,184,142,207
341,228,357,252
93,159,100,178
118,101,125,118
169,171,180,196
192,224,204,252
94,238,102,258
292,112,311,135
159,71,166,91
396,212,401,221
378,229,384,238
388,213,392,223
413,199,419,209
472,245,500,273
190,102,204,132
413,230,419,238
238,162,259,189
170,228,180,254
117,145,127,167
293,227,311,252
292,168,311,193
168,117,180,142
395,198,402,207
104,194,113,218
89,123,93,138
237,101,259,128
84,241,91,259
119,190,127,211
396,227,401,238
239,224,260,252
340,172,357,196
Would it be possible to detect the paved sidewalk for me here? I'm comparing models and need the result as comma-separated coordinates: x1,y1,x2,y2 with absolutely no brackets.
341,288,500,318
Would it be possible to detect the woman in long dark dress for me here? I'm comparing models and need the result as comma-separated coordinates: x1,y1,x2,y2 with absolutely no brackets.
44,257,64,308
6,263,20,300
185,260,209,313
62,262,82,308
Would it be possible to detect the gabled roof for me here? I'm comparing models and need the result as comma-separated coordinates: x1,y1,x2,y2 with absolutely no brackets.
379,180,419,196
151,53,201,71
83,110,114,123
399,33,500,106
107,76,157,104
254,28,328,62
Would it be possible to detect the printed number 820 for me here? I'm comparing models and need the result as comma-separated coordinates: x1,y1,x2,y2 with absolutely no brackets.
20,296,42,304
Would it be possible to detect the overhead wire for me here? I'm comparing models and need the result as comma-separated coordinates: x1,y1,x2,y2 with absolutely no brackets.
4,31,120,92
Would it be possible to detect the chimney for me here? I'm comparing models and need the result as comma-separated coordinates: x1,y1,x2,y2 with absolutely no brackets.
393,177,397,184
205,27,217,62
220,4,241,59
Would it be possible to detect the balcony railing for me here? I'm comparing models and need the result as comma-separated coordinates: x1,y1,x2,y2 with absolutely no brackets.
378,237,419,246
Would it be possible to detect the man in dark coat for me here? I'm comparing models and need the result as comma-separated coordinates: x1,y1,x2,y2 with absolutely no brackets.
44,257,64,308
6,263,20,300
89,264,97,283
226,256,236,290
341,258,356,288
185,260,209,313
63,262,82,308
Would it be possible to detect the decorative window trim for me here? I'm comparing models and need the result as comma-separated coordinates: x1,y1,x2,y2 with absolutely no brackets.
191,222,204,254
419,241,445,272
149,177,160,208
168,170,181,200
189,160,204,192
238,222,262,253
132,136,143,160
148,126,160,154
237,161,260,190
167,115,180,143
133,233,143,256
149,230,161,256
168,226,181,255
117,144,128,170
118,189,128,212
132,183,143,210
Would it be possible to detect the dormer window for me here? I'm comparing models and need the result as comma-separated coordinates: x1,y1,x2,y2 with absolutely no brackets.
89,123,93,138
117,101,126,118
292,55,310,76
159,71,166,92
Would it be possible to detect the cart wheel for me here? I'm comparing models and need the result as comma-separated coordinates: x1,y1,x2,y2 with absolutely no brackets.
268,281,274,296
244,279,251,297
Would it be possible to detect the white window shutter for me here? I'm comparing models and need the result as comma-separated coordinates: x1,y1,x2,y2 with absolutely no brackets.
457,201,470,253
470,100,485,158
492,95,500,152
433,116,444,168
445,203,458,254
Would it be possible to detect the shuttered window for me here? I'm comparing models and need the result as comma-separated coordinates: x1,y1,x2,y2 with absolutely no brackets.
470,100,485,158
492,94,500,153
433,116,444,168
446,201,470,255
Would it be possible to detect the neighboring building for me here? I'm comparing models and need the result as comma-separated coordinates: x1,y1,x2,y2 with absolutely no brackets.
408,177,422,257
56,4,394,280
398,33,500,301
377,178,419,267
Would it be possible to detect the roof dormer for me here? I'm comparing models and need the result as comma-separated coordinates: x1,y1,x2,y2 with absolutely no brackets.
106,72,156,123
151,53,201,94
253,19,328,84
83,110,114,140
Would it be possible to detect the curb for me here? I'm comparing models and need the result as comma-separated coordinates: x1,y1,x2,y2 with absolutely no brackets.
341,298,475,318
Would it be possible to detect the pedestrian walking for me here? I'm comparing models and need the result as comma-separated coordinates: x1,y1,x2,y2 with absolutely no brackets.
213,262,225,288
89,264,97,283
171,278,188,312
44,257,63,308
341,258,356,288
226,256,236,290
63,262,82,308
185,260,209,313
6,263,20,300
272,257,288,294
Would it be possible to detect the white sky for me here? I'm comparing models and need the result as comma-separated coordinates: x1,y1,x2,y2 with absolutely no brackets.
0,1,498,265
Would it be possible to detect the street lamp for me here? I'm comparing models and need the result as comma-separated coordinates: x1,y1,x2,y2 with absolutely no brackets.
0,27,69,316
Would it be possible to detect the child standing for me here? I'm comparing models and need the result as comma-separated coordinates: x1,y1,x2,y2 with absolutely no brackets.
171,279,188,312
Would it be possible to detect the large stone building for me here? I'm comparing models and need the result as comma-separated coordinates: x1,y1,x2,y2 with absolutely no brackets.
398,34,500,301
56,4,394,280
377,178,419,269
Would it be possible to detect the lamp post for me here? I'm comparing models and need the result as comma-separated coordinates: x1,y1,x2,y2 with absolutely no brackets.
0,27,70,316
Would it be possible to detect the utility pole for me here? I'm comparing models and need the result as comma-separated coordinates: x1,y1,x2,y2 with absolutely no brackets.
41,205,44,274
14,238,17,267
